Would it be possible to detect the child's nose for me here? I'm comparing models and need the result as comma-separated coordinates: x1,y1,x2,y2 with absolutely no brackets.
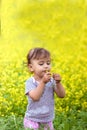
44,63,48,68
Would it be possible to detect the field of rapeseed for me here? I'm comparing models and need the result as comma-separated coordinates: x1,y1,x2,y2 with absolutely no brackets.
0,0,87,130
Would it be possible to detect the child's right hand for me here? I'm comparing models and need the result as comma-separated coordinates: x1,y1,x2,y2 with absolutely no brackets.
42,72,51,83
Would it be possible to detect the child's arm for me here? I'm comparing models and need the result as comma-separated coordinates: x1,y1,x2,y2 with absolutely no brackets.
53,74,65,98
29,72,51,101
29,81,45,101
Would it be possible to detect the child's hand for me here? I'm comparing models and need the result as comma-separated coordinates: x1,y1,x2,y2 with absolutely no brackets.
42,72,51,83
53,73,61,84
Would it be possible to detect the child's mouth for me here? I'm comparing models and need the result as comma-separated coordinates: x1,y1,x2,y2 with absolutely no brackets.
43,70,49,73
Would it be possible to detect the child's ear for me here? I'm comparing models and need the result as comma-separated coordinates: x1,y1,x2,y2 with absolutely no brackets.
28,64,33,72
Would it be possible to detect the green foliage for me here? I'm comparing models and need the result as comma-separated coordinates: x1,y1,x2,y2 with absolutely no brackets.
53,110,87,130
0,115,23,130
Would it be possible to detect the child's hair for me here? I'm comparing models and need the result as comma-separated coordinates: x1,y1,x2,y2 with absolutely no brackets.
27,47,50,65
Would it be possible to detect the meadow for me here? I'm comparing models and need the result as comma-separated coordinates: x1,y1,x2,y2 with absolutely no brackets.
0,0,87,130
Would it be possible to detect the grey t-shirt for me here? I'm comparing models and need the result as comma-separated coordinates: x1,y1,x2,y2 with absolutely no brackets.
24,77,56,122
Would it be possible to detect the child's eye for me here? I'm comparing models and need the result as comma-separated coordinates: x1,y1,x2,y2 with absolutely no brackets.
39,63,44,66
47,62,51,65
39,64,43,66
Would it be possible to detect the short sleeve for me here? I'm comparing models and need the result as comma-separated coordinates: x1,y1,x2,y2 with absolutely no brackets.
25,78,36,95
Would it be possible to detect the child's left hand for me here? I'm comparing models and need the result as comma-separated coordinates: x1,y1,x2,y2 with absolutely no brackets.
53,73,61,83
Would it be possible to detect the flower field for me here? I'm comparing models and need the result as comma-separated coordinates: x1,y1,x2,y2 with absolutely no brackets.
0,0,87,129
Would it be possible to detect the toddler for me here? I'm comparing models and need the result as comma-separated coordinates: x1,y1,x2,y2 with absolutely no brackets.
23,47,65,130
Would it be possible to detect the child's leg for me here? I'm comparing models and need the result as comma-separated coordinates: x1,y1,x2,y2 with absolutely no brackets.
44,121,54,130
23,117,39,130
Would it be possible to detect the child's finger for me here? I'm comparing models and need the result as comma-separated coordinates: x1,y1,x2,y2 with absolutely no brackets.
46,71,51,76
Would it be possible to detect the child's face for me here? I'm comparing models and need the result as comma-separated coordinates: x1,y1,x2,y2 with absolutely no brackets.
29,57,51,79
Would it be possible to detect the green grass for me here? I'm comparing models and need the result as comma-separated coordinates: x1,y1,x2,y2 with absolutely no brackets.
0,111,87,130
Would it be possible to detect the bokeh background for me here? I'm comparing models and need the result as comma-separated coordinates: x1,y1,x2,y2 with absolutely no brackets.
0,0,87,130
